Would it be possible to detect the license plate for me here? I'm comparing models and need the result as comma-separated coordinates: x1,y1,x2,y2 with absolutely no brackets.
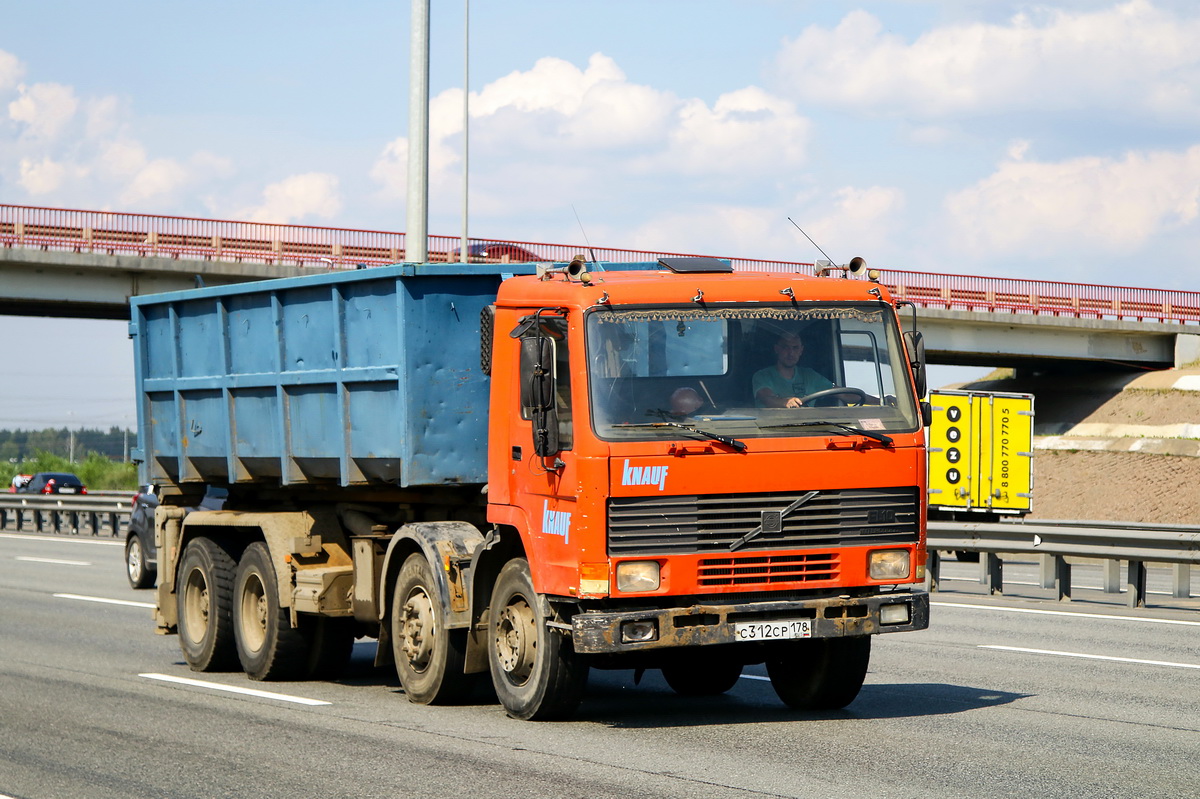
59,488,76,494
733,618,811,642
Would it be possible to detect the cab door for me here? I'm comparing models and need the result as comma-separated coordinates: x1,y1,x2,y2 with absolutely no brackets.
498,311,581,592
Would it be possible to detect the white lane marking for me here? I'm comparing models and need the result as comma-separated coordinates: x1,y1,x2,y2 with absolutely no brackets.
140,673,331,706
740,674,769,682
981,645,1200,670
932,600,1200,627
54,593,155,609
17,556,92,566
0,532,123,547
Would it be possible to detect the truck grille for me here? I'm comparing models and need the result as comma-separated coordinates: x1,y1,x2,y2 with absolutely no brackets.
608,486,919,556
698,553,838,586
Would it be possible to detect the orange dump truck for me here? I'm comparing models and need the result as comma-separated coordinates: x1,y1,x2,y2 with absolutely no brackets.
132,256,931,720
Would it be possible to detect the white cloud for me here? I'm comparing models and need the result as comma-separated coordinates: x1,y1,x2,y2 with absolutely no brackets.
97,139,148,179
84,95,122,139
944,145,1200,256
240,172,342,223
773,2,1200,120
8,82,79,138
794,186,907,261
660,87,809,175
119,158,191,207
371,52,808,213
17,156,73,194
369,137,408,201
474,53,627,119
1007,139,1032,162
0,49,22,94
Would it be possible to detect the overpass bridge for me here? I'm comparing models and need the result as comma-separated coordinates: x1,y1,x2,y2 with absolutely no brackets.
3,203,1198,371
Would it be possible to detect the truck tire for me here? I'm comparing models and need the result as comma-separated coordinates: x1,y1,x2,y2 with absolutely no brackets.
233,542,309,681
125,533,155,590
662,658,743,696
177,536,239,672
766,636,871,711
488,558,588,721
391,553,475,704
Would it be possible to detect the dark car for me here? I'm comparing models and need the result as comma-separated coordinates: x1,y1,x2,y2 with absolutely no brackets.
18,472,87,495
125,484,228,589
458,242,546,262
125,484,159,589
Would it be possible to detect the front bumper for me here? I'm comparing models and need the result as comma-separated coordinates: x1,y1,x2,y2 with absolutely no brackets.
570,590,929,654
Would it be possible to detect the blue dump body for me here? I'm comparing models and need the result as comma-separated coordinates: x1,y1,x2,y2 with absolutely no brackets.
130,262,536,489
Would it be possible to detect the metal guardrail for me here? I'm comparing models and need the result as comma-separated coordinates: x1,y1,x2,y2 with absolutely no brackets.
0,494,131,538
5,496,1196,610
927,520,1200,608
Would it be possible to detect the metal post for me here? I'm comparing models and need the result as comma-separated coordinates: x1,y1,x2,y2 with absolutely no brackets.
1039,553,1055,589
1172,563,1191,599
406,0,431,263
1126,560,1147,609
1103,559,1121,593
1054,556,1072,602
985,552,1003,595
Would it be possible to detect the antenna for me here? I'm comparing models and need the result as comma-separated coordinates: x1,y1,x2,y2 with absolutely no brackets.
787,217,838,267
787,217,872,279
571,205,601,266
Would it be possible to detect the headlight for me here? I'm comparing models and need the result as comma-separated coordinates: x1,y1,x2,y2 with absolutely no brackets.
615,561,661,592
868,549,911,580
880,603,910,625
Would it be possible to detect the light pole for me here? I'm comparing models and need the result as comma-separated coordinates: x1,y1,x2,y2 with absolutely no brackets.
406,0,430,263
460,0,470,263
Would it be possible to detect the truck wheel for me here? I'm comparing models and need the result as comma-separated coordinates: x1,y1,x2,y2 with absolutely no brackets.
766,636,871,711
391,553,475,704
662,658,743,696
488,557,588,720
125,534,155,589
177,537,239,672
233,542,308,681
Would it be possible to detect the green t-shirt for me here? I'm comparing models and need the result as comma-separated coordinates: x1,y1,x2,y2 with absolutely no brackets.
753,365,833,406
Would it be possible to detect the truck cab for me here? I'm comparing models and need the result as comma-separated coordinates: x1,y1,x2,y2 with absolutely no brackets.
476,258,929,717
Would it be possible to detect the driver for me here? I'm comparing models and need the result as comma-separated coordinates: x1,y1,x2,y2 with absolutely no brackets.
753,331,835,408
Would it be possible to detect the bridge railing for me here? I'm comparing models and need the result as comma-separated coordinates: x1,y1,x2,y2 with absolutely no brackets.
4,203,1200,324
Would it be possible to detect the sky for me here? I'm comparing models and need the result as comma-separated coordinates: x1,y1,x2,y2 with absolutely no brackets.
2,0,1199,430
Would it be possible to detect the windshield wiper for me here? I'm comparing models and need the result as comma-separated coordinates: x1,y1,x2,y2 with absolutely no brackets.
617,421,747,451
760,420,893,446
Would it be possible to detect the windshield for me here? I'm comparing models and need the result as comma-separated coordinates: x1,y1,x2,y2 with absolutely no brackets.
586,303,920,443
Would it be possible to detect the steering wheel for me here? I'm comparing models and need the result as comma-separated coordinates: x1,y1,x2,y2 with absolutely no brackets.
798,386,870,407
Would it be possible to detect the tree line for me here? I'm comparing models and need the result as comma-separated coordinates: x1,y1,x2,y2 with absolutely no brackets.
1,428,138,490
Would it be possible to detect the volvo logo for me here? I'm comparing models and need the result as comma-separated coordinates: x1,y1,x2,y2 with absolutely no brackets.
761,510,783,533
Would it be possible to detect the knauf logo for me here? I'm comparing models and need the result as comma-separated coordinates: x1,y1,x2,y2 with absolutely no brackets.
621,459,669,491
542,500,571,544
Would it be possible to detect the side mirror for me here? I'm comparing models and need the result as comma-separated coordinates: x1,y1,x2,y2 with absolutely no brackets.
520,337,560,457
903,330,927,399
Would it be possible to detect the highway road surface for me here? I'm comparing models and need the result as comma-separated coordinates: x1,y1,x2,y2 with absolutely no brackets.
2,531,1198,799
